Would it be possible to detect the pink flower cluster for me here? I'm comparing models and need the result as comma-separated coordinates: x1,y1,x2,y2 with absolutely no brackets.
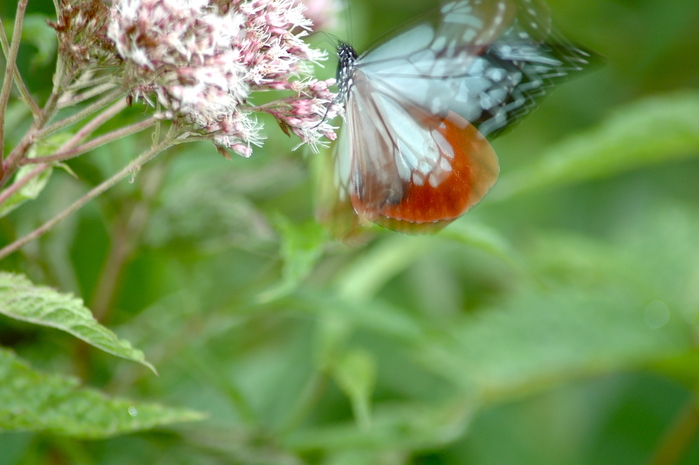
51,0,117,67
107,0,340,157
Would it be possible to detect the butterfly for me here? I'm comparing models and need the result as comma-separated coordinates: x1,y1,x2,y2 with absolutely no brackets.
317,0,595,237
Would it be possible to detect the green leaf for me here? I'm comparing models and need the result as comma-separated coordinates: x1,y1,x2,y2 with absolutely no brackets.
0,133,75,218
295,289,427,342
418,229,695,402
0,349,204,438
0,272,156,373
0,164,53,218
493,91,699,201
416,282,692,402
331,348,376,429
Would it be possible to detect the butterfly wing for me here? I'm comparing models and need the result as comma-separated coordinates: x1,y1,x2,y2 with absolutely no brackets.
358,0,591,138
321,0,594,235
341,69,498,232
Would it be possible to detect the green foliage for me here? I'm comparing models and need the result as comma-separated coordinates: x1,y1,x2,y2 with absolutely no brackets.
0,134,74,218
0,348,203,438
0,272,155,372
0,164,52,219
1,0,699,464
494,91,699,201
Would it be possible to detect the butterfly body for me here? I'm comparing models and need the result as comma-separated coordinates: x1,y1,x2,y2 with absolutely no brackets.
321,0,593,235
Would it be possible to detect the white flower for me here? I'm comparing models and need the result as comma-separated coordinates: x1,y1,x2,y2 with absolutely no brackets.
108,0,338,156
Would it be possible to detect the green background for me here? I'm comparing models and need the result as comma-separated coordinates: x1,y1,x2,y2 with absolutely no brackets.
1,0,699,463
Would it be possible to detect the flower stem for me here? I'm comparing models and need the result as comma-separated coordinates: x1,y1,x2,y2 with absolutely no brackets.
57,82,119,110
0,163,49,207
0,0,30,161
0,137,174,261
23,118,158,166
0,86,124,187
57,98,130,152
36,86,126,140
0,114,156,209
0,15,40,117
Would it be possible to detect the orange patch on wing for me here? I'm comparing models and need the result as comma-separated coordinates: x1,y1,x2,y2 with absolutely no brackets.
352,111,499,233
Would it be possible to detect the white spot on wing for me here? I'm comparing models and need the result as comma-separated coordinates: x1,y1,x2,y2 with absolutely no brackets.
469,59,486,76
439,157,453,172
486,67,505,82
488,88,508,107
431,129,455,160
462,28,477,42
431,35,447,51
440,1,457,14
396,141,412,180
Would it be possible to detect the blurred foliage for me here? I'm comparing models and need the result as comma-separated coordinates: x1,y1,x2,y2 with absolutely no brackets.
2,0,699,464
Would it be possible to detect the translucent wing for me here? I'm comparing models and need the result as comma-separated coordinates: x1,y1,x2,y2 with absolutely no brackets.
319,0,595,236
358,0,592,138
334,69,498,233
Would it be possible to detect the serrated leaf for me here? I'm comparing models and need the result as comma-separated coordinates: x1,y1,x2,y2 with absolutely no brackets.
0,349,204,438
493,91,699,201
0,272,156,373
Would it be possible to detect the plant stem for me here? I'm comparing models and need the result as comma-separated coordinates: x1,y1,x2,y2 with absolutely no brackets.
0,16,40,116
0,163,49,207
57,82,119,110
0,0,30,161
58,98,130,151
647,396,699,465
0,101,144,210
0,118,156,210
66,74,116,92
35,86,126,140
0,82,65,187
0,85,122,187
0,137,174,261
21,118,157,165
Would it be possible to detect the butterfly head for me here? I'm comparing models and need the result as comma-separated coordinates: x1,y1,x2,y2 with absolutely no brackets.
336,42,358,104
